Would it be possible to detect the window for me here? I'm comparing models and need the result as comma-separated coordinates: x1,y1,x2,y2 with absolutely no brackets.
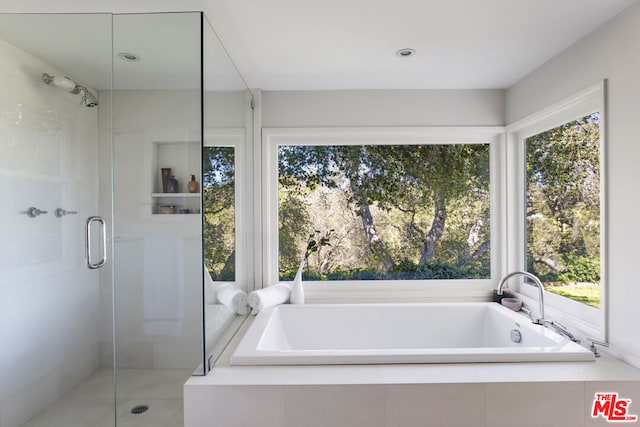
263,128,504,295
506,81,606,338
277,144,491,281
202,128,246,285
525,113,601,308
203,146,235,280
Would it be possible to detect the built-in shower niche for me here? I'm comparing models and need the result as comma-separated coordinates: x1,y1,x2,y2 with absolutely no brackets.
151,139,201,215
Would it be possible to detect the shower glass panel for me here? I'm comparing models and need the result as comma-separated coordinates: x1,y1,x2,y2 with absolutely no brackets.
202,15,254,371
111,11,204,424
0,11,249,427
0,13,114,427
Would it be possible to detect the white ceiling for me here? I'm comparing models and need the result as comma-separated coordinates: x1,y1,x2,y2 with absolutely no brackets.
0,13,247,91
209,0,636,90
0,0,636,90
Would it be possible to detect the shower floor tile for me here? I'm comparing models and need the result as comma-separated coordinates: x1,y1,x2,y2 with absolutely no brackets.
116,398,183,427
20,396,114,427
21,369,190,427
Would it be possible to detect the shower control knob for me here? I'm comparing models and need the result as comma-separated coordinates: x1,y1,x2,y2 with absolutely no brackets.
26,207,48,218
55,208,78,217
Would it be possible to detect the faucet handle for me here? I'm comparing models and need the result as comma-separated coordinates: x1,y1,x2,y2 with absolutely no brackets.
25,207,48,218
521,306,536,322
525,309,542,324
55,208,78,217
586,337,608,357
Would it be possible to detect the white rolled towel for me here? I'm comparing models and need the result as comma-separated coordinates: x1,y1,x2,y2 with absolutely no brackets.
216,284,249,315
248,283,291,315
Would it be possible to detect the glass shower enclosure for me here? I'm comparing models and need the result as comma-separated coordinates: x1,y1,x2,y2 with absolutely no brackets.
0,12,252,427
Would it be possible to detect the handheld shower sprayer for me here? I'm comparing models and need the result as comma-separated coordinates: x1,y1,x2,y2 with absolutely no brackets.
42,73,99,108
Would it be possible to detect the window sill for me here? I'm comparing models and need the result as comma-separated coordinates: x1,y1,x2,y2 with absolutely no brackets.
295,280,494,303
516,289,603,341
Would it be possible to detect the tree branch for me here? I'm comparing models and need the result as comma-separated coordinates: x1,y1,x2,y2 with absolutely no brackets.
460,240,490,267
533,255,568,273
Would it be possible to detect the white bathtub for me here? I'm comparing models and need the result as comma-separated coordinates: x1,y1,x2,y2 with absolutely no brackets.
230,303,595,365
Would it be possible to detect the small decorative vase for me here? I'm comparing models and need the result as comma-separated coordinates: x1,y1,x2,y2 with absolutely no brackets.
188,174,199,193
167,175,179,193
161,168,171,193
290,259,305,305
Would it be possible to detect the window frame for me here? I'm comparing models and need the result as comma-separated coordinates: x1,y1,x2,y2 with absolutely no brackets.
262,127,505,302
505,81,607,340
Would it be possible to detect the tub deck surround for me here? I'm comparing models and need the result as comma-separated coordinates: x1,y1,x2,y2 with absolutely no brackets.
230,303,594,365
184,318,640,427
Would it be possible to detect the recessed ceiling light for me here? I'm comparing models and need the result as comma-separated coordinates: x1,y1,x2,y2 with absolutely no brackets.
396,48,416,58
118,52,141,62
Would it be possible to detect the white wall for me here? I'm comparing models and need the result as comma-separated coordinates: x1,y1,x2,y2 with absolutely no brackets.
0,38,101,427
262,89,505,127
205,91,249,128
506,2,640,368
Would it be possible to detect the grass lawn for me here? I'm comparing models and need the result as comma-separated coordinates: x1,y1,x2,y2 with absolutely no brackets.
544,283,601,308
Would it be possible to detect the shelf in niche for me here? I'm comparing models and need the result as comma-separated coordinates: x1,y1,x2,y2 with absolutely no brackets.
151,138,201,214
151,194,201,215
152,193,200,198
151,213,200,216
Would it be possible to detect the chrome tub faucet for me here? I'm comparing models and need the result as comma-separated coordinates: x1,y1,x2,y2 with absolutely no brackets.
497,271,545,324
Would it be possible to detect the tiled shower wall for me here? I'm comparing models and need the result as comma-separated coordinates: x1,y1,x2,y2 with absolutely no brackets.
0,38,101,427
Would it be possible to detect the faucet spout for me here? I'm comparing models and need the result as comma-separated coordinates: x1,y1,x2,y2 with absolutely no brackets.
497,271,545,324
541,320,579,342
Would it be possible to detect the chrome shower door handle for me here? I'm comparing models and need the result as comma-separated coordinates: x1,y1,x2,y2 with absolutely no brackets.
85,216,106,269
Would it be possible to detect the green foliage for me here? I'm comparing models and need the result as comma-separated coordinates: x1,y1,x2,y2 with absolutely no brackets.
277,143,491,280
278,188,312,274
545,284,601,308
418,259,489,280
558,254,600,284
391,258,419,273
203,147,236,280
526,113,601,306
216,267,236,282
304,229,334,260
280,259,488,281
526,113,600,220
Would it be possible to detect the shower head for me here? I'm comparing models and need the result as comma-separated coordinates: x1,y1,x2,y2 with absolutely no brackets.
42,73,99,108
80,88,99,108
